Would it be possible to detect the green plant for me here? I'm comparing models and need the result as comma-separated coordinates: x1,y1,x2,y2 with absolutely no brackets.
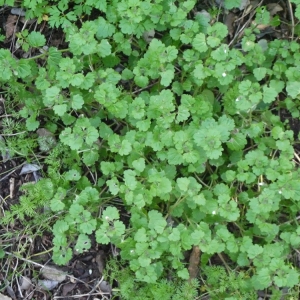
2,178,54,223
200,266,256,299
1,0,300,297
105,259,199,300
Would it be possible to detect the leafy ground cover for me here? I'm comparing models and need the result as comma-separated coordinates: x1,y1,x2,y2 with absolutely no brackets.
1,0,300,299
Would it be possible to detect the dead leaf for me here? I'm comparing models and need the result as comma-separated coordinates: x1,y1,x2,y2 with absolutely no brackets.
62,283,76,296
252,3,283,30
257,39,268,51
37,280,59,290
266,3,283,17
40,266,67,283
19,163,41,175
195,9,211,21
238,0,250,10
5,286,15,300
215,0,250,10
224,12,237,38
252,21,270,30
5,15,18,39
143,29,155,43
188,245,201,281
36,128,55,138
95,250,106,274
9,178,15,198
0,294,12,300
36,128,57,152
11,8,26,16
19,17,36,25
99,280,112,294
19,276,32,290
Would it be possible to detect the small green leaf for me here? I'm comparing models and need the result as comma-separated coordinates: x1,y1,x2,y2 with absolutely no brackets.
79,218,97,235
160,69,175,86
75,234,91,253
263,86,277,103
176,105,190,122
53,104,67,116
52,220,69,235
60,128,83,150
168,228,181,241
224,0,243,9
176,177,190,192
82,149,99,166
206,36,220,48
0,248,5,259
52,246,72,265
113,220,126,236
167,148,184,165
44,86,61,107
50,198,65,212
286,81,300,98
124,170,137,190
96,17,116,38
177,268,189,279
70,73,85,86
17,60,32,78
251,268,271,290
107,177,120,195
101,162,115,175
274,268,299,288
255,6,271,25
148,210,167,234
69,203,84,216
119,139,132,156
138,255,151,267
77,187,99,204
65,169,81,181
247,244,264,259
132,158,146,172
102,206,119,221
192,33,208,53
95,225,110,244
27,31,46,47
227,132,247,151
26,116,39,131
98,39,111,57
194,194,206,206
134,228,148,242
134,75,149,88
85,126,99,145
253,67,267,81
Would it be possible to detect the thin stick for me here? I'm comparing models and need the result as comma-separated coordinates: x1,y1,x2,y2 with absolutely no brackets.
4,251,90,286
294,151,300,163
287,0,295,39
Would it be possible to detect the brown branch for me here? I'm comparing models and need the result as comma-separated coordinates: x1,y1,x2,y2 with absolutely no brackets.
188,245,201,281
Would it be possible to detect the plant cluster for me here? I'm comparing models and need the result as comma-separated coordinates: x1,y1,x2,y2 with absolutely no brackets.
106,259,200,300
1,0,300,297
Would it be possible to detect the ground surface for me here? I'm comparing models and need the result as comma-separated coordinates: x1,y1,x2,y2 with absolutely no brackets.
0,1,300,299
